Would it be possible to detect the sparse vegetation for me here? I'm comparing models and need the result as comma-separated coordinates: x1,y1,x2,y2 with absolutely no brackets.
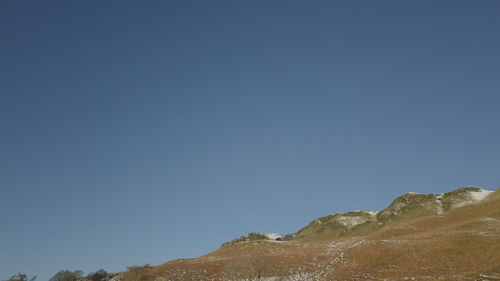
150,186,500,280
178,273,207,281
123,265,152,281
224,250,274,281
4,187,499,281
86,270,107,281
49,270,83,281
4,273,36,281
222,233,270,247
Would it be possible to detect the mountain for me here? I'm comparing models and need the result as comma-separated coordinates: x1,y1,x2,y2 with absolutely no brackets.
292,187,494,241
116,186,500,281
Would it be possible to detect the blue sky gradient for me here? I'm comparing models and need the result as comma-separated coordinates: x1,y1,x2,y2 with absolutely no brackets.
1,1,500,280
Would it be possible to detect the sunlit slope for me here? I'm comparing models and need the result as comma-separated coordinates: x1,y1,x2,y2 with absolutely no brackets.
131,187,500,281
293,187,495,241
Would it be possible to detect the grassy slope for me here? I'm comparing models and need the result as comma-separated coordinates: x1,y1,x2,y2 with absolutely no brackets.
340,189,500,280
142,188,500,280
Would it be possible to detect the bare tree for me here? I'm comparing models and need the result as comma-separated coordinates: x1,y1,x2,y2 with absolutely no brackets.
87,269,107,281
224,250,274,281
49,270,83,281
123,264,152,281
4,273,36,281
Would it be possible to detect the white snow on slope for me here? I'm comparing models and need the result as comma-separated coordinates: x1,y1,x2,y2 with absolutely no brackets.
470,189,494,201
336,216,368,228
264,233,282,240
335,212,379,228
451,188,494,208
366,210,379,216
435,193,444,214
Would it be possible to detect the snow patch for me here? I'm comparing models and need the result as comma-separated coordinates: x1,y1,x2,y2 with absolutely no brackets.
336,215,368,228
351,210,379,216
435,193,444,214
469,189,494,201
480,217,499,223
263,233,282,240
450,188,494,209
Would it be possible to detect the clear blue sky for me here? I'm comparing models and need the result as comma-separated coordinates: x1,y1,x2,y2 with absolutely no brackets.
1,0,499,280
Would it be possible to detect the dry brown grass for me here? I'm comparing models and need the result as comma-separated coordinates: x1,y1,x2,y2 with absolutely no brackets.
126,191,500,281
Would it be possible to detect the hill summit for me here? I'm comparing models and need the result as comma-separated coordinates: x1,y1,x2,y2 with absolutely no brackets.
115,186,500,281
225,186,494,243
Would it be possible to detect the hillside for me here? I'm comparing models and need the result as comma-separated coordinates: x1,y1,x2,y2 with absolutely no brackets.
116,186,500,281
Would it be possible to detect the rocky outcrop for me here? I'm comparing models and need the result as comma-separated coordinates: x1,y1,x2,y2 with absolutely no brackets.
222,187,495,244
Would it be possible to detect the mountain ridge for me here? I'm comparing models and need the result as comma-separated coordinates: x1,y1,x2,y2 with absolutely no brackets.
113,186,500,281
223,186,496,244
